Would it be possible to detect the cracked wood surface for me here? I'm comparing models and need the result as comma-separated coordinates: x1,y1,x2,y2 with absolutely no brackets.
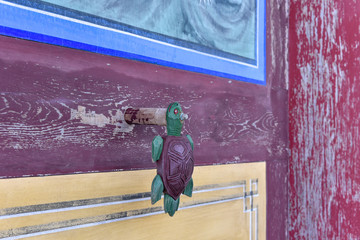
289,0,360,239
0,35,288,178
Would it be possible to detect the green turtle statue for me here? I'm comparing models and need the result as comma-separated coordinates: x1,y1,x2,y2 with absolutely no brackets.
151,102,194,217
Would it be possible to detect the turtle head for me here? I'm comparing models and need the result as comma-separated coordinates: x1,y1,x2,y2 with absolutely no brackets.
166,102,188,136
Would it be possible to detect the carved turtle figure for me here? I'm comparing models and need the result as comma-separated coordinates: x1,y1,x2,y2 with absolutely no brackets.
151,102,194,216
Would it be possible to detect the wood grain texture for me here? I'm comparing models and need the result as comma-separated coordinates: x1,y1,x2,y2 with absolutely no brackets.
0,34,287,177
0,163,266,240
266,1,289,240
289,0,360,239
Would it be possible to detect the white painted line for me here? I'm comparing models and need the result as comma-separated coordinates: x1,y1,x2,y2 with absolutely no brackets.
180,196,244,211
2,196,246,240
0,181,260,239
3,210,165,240
0,197,151,220
192,184,245,194
0,184,246,220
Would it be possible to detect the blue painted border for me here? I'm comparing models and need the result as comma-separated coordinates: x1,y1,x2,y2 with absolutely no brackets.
0,0,266,85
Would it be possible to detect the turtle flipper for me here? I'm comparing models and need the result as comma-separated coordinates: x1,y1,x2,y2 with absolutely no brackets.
164,194,180,217
183,178,193,197
151,175,164,204
152,136,163,162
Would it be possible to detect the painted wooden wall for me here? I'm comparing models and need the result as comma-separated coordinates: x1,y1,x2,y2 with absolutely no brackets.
289,0,360,239
0,0,289,239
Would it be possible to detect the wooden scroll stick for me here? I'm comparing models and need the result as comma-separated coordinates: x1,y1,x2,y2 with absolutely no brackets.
124,108,167,126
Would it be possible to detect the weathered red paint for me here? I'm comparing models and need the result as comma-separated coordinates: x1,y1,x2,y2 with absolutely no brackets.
289,0,360,239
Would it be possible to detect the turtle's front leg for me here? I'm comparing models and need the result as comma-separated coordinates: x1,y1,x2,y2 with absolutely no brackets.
151,175,164,204
152,136,163,162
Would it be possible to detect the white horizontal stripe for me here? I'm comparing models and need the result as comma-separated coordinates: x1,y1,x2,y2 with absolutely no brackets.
194,184,245,194
3,210,164,240
3,196,245,240
180,196,244,211
0,184,247,220
0,197,151,220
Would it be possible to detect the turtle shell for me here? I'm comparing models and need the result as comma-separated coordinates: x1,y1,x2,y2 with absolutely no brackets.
156,135,194,200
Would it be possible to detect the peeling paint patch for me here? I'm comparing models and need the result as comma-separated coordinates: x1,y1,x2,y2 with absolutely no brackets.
70,106,134,133
71,106,108,127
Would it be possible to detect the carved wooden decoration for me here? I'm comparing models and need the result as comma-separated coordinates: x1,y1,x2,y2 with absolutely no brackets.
151,102,194,216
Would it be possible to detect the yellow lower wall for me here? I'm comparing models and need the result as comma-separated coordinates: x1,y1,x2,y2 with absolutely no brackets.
0,162,266,240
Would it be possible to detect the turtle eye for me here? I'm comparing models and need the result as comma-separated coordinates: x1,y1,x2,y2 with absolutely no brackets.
174,109,178,115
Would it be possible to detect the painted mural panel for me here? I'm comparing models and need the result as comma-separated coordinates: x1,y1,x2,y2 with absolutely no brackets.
43,0,256,61
0,0,265,83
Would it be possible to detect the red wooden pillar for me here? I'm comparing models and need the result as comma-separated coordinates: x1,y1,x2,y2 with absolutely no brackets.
289,0,360,238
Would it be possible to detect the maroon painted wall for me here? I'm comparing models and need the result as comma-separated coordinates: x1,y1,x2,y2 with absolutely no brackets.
289,1,360,239
0,1,289,239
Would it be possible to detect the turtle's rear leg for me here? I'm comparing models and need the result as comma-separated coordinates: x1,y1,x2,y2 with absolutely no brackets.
151,175,164,204
164,194,180,217
183,178,193,197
